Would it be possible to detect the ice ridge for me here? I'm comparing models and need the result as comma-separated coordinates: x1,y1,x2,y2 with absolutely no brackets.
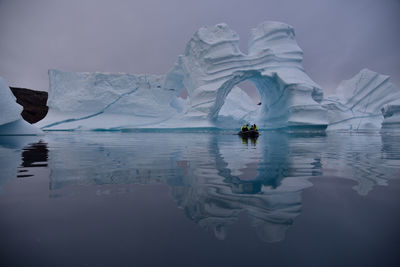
323,69,400,130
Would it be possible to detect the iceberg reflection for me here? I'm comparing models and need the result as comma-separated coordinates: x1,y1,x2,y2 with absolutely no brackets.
0,131,399,242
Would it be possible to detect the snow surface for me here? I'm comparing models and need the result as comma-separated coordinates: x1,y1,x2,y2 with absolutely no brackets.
323,69,400,131
36,21,328,131
0,77,42,135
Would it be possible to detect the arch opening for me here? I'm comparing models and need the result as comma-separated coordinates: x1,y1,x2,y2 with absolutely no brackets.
178,88,188,100
209,71,281,125
236,80,261,105
217,79,261,127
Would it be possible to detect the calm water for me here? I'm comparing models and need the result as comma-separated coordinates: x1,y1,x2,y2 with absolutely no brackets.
0,131,399,266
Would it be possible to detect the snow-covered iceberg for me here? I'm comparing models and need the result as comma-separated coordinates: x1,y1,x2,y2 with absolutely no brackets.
323,69,400,131
36,21,328,131
0,77,42,135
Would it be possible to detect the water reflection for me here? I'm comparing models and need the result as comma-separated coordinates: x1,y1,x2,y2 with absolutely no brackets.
1,131,399,242
0,136,41,191
321,132,400,195
171,134,314,242
239,136,258,146
17,141,48,178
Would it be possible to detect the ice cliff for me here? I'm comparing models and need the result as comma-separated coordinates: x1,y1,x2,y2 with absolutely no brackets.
0,77,42,135
323,69,400,130
36,70,180,130
36,21,328,131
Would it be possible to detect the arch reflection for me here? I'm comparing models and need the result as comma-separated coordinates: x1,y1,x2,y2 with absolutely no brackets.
12,131,398,242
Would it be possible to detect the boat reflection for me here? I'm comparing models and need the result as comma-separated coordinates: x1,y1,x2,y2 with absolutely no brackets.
240,135,258,146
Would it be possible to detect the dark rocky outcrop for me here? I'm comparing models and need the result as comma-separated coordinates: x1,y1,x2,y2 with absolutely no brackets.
9,87,48,124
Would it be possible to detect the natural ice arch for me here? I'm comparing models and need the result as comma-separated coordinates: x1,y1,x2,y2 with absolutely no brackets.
210,70,274,121
164,21,328,129
210,70,263,120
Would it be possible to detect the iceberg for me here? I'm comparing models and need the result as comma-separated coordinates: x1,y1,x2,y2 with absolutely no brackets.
36,70,179,130
0,77,42,135
36,21,328,131
165,21,327,129
323,69,400,131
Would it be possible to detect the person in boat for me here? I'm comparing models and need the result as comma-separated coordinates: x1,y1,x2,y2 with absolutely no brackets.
250,124,258,131
241,124,249,132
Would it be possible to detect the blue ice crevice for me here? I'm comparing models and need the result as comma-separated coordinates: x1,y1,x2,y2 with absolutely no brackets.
41,87,139,129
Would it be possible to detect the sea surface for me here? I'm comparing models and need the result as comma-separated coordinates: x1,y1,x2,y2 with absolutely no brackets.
0,130,399,266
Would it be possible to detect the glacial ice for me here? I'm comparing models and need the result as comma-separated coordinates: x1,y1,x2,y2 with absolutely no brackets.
3,22,398,132
323,69,400,131
163,21,327,129
35,70,180,130
0,77,22,125
36,21,328,131
0,77,42,135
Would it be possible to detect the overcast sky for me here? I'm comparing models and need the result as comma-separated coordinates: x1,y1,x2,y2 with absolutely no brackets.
0,0,399,96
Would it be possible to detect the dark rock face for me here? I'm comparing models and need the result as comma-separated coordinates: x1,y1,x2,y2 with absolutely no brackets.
9,87,48,124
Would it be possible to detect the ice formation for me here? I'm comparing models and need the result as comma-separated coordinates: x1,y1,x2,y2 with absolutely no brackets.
36,21,328,131
164,21,327,129
28,23,400,131
323,69,400,130
0,77,42,135
36,70,179,130
217,86,261,127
